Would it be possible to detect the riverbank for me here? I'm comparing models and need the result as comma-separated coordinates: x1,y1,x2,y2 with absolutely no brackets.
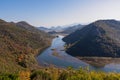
78,57,120,67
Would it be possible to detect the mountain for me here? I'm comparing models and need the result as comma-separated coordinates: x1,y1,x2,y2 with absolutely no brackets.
63,19,120,57
0,19,52,72
16,21,35,30
48,31,58,34
61,24,84,34
16,21,45,33
50,26,66,32
38,27,52,32
38,26,66,32
38,24,84,35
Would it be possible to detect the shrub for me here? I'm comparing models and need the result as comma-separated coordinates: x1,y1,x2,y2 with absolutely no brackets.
0,73,19,80
30,70,51,80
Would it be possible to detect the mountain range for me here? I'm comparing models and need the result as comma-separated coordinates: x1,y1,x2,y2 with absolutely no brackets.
38,24,84,34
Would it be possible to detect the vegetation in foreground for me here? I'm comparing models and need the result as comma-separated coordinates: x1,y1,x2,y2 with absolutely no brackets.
0,67,120,80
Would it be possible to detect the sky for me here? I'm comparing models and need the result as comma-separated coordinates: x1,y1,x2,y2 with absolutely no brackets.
0,0,120,27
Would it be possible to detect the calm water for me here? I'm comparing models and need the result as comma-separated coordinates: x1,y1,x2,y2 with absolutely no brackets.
37,35,120,72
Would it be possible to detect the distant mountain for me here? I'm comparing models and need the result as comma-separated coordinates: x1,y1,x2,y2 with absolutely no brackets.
38,26,66,32
48,31,58,34
50,26,66,32
61,24,84,34
0,19,52,72
38,27,52,32
38,24,84,34
63,19,120,57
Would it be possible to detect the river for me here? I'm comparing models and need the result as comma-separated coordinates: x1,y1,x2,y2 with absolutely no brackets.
37,35,120,72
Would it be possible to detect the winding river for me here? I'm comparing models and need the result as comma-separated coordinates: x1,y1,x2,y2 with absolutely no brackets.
37,35,120,72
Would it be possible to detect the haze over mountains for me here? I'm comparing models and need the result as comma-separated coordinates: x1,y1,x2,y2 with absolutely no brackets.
38,24,84,34
63,19,120,57
61,24,84,34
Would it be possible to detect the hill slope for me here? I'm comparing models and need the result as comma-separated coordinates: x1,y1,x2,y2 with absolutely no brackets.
63,20,120,57
0,19,52,73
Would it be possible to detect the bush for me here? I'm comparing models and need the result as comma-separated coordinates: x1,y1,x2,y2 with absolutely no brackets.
30,70,51,80
58,71,68,80
0,73,19,80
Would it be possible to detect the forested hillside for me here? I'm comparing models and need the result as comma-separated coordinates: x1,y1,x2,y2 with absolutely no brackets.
0,19,52,73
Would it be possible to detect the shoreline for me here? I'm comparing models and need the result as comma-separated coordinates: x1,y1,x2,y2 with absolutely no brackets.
77,57,120,67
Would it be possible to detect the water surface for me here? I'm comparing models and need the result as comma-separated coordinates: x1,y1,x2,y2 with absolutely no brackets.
37,35,120,72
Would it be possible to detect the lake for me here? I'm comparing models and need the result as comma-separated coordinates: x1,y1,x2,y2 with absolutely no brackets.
37,35,120,72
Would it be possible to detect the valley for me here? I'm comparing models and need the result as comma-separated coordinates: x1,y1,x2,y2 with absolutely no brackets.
1,0,120,79
1,19,120,80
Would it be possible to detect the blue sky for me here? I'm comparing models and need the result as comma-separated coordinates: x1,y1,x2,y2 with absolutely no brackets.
0,0,120,27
